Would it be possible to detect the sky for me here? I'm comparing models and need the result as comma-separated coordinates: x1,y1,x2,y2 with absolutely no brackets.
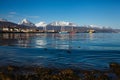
0,0,120,28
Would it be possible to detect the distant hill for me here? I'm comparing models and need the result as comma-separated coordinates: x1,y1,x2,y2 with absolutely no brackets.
48,21,77,27
75,26,118,33
35,22,47,27
45,25,119,33
0,21,36,29
0,19,119,33
18,19,36,27
0,21,18,27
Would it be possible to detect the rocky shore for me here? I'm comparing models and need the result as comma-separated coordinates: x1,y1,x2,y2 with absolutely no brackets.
0,63,120,80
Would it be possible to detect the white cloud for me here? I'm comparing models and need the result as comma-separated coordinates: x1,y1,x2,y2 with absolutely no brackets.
7,15,14,18
9,12,16,15
27,16,40,18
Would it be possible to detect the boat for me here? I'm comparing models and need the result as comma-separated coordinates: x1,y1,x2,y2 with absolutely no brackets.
59,29,68,34
59,26,68,34
88,29,95,34
69,26,76,34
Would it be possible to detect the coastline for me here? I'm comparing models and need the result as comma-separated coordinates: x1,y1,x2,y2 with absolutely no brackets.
0,63,120,80
0,33,120,80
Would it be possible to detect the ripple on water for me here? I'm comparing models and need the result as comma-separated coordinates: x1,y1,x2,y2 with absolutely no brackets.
0,33,120,70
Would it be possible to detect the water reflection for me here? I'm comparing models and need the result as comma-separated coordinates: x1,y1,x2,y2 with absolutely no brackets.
89,33,94,40
0,33,78,50
0,33,120,70
0,33,120,50
0,33,33,47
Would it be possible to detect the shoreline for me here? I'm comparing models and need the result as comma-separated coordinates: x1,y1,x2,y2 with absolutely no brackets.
0,63,120,80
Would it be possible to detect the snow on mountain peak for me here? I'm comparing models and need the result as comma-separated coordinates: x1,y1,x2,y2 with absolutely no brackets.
89,24,103,28
22,18,28,23
20,18,31,24
49,21,77,26
35,22,47,27
18,18,35,27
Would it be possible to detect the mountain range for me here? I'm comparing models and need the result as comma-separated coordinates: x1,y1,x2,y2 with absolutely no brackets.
47,21,77,27
0,18,120,33
18,19,35,27
0,18,106,28
35,22,47,27
18,19,78,27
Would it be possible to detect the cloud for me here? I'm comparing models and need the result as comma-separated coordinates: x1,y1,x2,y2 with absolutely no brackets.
27,16,40,18
7,12,17,18
7,15,14,18
9,12,16,15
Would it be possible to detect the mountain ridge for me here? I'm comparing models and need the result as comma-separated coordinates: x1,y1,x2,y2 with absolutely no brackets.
48,21,77,27
18,19,35,27
0,18,120,33
35,22,47,27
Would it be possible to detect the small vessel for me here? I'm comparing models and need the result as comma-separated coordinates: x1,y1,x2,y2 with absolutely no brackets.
59,31,68,34
88,29,95,34
69,26,76,34
59,26,68,34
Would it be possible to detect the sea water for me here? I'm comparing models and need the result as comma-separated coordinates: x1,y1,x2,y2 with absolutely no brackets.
0,33,120,70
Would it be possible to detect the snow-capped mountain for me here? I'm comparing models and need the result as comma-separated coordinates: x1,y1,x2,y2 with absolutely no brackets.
48,21,77,26
18,19,35,27
0,18,8,22
35,22,47,27
87,25,103,29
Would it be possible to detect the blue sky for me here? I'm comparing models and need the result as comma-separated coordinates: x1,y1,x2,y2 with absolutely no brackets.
0,0,120,28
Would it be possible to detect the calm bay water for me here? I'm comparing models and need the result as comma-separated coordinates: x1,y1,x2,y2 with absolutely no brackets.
0,33,120,70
